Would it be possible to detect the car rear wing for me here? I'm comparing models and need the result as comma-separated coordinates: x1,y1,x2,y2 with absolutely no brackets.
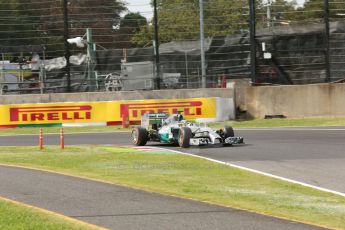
141,113,168,129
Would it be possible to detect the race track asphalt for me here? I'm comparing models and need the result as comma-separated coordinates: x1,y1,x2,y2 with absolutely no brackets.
0,127,343,229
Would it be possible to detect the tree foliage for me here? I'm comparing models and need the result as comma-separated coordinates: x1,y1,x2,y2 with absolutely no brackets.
0,0,42,47
115,12,148,48
44,0,126,49
293,0,345,22
255,0,298,28
0,0,127,52
132,0,299,46
2,0,345,52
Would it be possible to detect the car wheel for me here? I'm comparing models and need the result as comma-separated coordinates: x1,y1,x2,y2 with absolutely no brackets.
132,127,148,146
223,126,234,138
178,127,191,148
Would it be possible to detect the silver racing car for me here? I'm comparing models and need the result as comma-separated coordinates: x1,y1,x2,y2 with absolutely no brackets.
131,113,244,148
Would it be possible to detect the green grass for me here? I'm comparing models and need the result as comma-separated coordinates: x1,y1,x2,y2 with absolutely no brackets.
0,199,98,230
209,117,345,129
1,117,345,136
0,146,344,229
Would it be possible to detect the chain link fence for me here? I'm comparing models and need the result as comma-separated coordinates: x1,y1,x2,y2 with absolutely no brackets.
0,0,344,95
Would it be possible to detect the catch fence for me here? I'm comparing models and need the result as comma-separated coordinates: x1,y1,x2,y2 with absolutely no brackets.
0,0,343,94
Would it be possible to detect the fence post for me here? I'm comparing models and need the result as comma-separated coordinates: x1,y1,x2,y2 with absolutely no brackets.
63,0,71,92
324,0,331,82
248,0,257,84
199,0,207,88
153,0,161,90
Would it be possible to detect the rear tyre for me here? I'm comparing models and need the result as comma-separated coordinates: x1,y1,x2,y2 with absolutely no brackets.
178,127,192,148
132,127,148,146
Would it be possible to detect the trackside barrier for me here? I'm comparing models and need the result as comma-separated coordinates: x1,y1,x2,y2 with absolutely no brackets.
0,97,235,127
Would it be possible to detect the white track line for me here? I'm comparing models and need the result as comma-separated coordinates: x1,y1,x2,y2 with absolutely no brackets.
151,147,345,198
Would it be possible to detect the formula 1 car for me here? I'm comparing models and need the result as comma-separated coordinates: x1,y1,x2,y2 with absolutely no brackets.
131,113,244,148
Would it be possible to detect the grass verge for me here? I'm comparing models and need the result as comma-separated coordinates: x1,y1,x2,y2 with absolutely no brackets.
0,145,344,229
1,117,345,136
0,198,99,230
209,117,345,129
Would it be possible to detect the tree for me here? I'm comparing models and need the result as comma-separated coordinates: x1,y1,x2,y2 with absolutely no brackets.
131,0,200,46
291,0,345,23
115,12,148,48
255,0,298,28
0,0,18,47
132,0,300,46
42,0,126,50
204,0,249,36
0,0,42,47
120,12,147,33
0,0,127,55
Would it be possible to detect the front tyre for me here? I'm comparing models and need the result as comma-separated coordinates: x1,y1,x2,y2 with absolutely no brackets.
178,127,192,148
223,126,234,138
132,127,148,146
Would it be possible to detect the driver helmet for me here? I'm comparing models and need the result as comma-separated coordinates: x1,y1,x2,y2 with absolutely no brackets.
177,114,184,121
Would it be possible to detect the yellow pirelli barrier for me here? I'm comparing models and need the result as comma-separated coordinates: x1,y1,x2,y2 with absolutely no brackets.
0,98,218,127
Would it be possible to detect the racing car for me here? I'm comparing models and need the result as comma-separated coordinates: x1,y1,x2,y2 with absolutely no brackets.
131,113,244,148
